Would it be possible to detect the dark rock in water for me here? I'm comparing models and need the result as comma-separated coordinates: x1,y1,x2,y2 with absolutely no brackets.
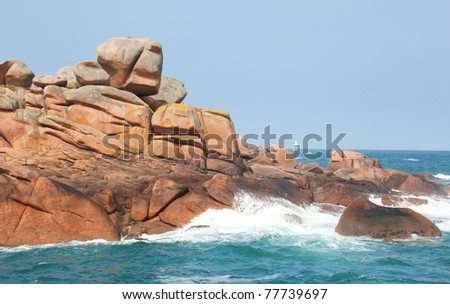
188,225,210,230
335,196,441,240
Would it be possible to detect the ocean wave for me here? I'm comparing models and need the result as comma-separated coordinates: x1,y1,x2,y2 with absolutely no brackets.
139,192,384,251
140,192,339,244
435,173,450,181
404,158,420,162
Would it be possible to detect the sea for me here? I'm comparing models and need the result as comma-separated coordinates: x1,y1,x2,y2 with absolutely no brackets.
0,150,449,284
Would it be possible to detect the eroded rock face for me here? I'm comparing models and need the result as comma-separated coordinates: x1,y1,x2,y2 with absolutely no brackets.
97,37,163,95
335,197,441,240
0,163,120,246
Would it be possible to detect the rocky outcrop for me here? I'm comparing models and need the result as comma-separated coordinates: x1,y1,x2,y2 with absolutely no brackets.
335,196,441,240
328,149,382,171
331,153,447,197
0,38,447,246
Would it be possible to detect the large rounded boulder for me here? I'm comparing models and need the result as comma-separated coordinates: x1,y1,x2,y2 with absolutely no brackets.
335,196,441,240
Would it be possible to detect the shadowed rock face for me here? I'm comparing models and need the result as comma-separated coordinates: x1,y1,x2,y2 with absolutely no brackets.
0,37,447,246
335,197,442,240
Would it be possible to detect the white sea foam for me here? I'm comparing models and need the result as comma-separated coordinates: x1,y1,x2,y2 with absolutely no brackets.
140,192,340,243
139,191,382,251
435,173,450,181
404,158,420,162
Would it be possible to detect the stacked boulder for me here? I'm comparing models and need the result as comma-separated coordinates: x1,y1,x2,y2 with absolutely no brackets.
0,60,34,88
0,37,240,167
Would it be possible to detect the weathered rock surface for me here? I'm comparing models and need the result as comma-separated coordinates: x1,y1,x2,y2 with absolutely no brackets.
398,175,447,196
148,178,187,218
74,61,110,86
328,149,382,171
141,76,187,111
97,37,163,95
0,163,120,246
151,104,239,159
335,196,442,240
203,173,237,206
159,191,227,227
56,66,78,89
33,75,67,88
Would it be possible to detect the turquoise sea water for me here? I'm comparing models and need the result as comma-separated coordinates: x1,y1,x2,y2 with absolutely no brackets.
1,150,449,284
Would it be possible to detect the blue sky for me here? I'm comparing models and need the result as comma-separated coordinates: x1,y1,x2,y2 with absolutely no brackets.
2,0,449,150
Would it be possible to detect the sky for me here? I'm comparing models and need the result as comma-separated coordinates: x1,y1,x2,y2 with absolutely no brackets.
1,0,449,150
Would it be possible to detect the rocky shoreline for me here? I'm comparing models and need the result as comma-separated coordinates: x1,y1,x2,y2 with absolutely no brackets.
1,37,448,246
